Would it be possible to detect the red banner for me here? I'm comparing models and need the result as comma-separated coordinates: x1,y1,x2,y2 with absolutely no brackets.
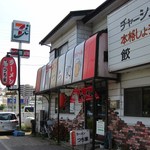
70,86,100,103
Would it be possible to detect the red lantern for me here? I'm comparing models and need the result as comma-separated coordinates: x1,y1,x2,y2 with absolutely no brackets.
59,93,66,108
0,56,17,86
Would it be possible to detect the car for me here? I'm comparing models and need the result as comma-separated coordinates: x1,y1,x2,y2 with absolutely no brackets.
0,112,18,133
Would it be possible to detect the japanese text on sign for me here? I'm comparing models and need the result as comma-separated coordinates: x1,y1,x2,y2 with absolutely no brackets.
70,129,90,146
120,6,150,62
0,56,17,86
120,7,150,31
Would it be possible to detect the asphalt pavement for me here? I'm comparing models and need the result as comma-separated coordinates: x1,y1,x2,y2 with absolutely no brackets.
0,132,71,150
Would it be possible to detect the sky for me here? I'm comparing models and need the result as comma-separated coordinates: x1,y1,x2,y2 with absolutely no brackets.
0,0,106,88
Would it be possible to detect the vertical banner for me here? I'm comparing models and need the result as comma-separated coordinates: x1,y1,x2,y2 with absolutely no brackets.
57,54,66,86
35,67,42,93
64,48,74,84
72,41,85,82
83,34,97,79
40,65,46,91
44,62,52,90
50,58,58,88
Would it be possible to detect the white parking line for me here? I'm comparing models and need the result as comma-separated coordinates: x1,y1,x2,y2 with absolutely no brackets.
0,139,12,150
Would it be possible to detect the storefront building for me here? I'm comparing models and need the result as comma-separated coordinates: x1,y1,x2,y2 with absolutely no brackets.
35,0,150,149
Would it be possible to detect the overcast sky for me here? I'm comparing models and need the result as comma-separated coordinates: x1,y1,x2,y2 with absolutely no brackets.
0,0,106,88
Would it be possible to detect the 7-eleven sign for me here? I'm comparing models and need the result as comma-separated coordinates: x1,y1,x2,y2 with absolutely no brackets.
11,20,30,43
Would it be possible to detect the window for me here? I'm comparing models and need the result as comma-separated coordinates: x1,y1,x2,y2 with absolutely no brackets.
124,87,150,117
0,113,17,120
24,106,34,112
55,43,68,58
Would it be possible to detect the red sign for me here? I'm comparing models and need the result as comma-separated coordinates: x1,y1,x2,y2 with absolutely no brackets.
11,48,30,58
70,86,100,103
0,56,17,86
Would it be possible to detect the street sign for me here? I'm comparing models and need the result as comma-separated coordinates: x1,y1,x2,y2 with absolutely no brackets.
11,48,30,58
11,20,30,43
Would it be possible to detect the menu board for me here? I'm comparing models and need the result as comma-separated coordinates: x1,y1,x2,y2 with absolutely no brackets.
64,48,74,84
72,41,85,82
57,54,66,86
50,58,58,88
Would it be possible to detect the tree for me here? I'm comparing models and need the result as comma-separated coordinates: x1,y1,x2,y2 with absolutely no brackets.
0,104,5,110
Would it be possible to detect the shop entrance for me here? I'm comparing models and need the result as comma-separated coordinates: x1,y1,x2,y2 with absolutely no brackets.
84,85,107,142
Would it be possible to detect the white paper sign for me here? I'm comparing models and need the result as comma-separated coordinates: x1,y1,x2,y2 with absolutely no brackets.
96,120,105,135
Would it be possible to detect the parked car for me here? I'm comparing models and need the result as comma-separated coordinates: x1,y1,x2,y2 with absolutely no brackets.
0,112,18,132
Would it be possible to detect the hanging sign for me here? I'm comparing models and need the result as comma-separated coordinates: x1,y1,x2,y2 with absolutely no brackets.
0,56,17,86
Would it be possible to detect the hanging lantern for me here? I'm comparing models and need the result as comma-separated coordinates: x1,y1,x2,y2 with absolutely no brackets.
0,56,17,87
59,93,66,108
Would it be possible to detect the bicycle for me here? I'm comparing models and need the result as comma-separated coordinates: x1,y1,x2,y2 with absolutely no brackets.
46,119,54,139
40,119,54,139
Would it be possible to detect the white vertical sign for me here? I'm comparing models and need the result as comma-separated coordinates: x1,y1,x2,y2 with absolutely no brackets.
72,41,84,82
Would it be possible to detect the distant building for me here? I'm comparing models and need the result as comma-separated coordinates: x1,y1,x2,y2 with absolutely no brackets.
3,84,34,98
20,84,34,97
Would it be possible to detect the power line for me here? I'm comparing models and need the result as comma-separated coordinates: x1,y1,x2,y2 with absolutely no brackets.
21,64,45,67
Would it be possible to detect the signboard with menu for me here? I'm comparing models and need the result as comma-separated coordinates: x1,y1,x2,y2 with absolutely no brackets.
108,0,150,72
70,129,90,146
72,41,85,82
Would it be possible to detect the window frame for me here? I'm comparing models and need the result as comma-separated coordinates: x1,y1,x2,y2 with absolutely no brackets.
124,86,150,117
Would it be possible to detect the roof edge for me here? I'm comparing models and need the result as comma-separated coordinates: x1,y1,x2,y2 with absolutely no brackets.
39,10,93,45
82,0,117,23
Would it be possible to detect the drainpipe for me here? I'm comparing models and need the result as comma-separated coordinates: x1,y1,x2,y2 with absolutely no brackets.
57,89,60,144
92,79,96,150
